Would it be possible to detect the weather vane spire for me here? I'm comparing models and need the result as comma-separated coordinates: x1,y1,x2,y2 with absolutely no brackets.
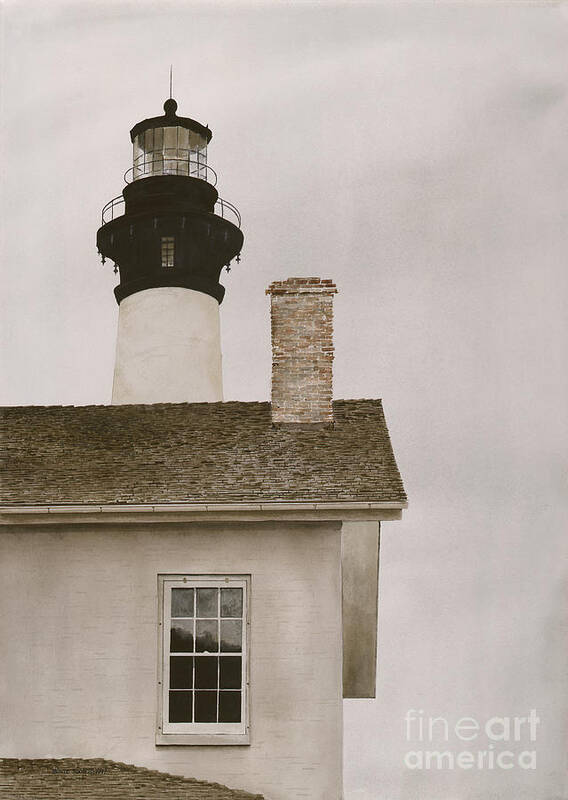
169,65,173,99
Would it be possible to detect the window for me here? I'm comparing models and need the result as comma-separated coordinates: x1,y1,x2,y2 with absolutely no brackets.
132,126,208,181
161,236,175,268
157,575,250,745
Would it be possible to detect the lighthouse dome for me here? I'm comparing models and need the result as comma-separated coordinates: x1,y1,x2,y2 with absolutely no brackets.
129,98,212,183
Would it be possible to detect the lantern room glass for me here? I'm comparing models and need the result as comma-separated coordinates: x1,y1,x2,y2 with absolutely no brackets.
132,126,208,181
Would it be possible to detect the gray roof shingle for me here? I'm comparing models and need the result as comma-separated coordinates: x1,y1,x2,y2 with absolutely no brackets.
0,399,406,506
0,758,264,799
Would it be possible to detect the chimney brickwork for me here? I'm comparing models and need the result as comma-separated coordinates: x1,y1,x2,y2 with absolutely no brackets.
266,277,338,424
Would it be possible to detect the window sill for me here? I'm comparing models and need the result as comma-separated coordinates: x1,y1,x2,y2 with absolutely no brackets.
155,731,250,746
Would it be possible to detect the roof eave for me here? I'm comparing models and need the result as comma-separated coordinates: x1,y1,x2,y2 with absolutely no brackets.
0,500,407,526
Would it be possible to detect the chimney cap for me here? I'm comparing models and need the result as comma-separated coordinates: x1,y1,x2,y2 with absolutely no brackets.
266,277,338,296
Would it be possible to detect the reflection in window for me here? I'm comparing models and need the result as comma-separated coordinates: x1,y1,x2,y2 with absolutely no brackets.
172,588,194,617
220,619,242,652
197,588,218,618
170,619,194,652
221,588,243,617
195,619,218,653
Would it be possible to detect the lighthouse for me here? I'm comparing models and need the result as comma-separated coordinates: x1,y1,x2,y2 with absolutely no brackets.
97,98,244,405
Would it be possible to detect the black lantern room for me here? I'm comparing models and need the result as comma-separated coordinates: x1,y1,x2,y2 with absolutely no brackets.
97,98,244,304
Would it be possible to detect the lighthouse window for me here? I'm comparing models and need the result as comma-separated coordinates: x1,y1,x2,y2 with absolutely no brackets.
157,575,250,745
153,127,163,152
161,237,175,268
132,126,208,182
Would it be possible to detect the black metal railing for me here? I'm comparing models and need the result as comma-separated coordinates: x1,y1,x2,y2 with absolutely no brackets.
214,197,242,228
101,193,241,228
124,157,218,186
101,195,125,225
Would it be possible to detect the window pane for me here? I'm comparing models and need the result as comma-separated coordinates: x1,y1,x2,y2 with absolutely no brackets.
197,588,218,618
189,130,206,150
133,137,144,164
220,588,242,618
154,127,163,151
195,619,218,652
178,127,189,150
164,126,177,151
169,691,192,723
220,619,242,652
219,656,241,689
152,153,163,175
171,588,194,617
195,691,217,723
170,620,194,652
219,692,241,723
195,656,218,689
170,656,193,689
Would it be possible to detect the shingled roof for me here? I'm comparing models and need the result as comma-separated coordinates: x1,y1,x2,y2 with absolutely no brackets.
0,399,406,506
0,759,263,799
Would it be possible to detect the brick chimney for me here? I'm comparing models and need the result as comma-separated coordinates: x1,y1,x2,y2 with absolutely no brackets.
266,277,338,424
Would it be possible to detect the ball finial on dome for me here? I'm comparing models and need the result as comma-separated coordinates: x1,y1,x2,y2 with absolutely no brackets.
163,98,178,116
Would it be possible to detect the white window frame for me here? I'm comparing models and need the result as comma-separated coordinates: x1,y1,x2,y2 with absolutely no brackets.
156,574,250,746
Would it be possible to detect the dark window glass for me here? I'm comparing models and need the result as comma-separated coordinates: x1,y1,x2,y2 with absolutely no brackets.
220,588,243,618
219,692,241,723
195,656,218,689
196,619,218,653
220,619,242,652
170,620,194,652
195,691,217,723
170,656,193,689
171,588,194,618
219,656,241,689
169,691,192,723
197,588,218,617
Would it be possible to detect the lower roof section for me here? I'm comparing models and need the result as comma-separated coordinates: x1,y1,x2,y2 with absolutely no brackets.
0,758,263,799
1,399,407,508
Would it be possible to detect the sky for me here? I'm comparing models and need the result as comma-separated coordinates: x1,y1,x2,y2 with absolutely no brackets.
1,2,568,799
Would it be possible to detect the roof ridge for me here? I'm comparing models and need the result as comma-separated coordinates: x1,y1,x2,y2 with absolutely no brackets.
1,397,383,413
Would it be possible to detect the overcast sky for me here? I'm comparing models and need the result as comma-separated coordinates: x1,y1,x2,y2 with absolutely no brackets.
2,2,567,799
